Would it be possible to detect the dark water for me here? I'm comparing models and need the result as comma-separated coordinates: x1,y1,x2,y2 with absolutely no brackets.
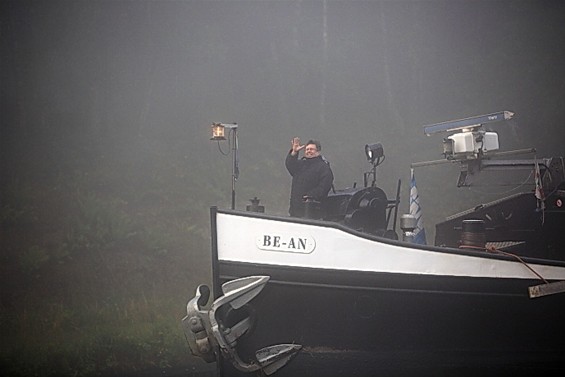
110,364,218,377
206,350,564,377
119,348,564,376
130,360,563,377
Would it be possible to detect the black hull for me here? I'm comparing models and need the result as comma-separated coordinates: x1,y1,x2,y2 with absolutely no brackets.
217,262,565,376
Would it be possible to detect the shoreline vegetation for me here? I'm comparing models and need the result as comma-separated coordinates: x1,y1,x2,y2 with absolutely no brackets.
1,143,216,376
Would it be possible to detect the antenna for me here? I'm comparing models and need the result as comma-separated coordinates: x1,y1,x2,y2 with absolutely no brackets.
423,111,514,136
413,111,535,187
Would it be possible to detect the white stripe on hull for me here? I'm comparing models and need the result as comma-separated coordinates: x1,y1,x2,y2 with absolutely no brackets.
216,212,565,281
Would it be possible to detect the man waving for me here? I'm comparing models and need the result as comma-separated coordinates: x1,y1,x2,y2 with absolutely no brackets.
285,137,334,218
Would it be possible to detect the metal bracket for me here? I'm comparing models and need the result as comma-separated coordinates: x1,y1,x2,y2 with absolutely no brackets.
182,275,302,375
529,280,565,298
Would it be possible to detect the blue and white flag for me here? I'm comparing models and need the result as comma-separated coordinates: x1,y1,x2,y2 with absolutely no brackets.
410,168,427,245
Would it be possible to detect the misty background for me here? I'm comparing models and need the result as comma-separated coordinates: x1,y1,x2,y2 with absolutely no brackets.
2,0,565,376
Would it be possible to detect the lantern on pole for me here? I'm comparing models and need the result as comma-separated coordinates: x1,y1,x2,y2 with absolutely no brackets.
210,123,239,209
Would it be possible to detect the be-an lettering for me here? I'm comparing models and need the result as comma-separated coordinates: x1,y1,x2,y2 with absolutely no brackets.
257,233,316,254
263,235,307,249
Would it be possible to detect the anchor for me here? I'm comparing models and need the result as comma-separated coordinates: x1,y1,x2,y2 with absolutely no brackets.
182,275,302,375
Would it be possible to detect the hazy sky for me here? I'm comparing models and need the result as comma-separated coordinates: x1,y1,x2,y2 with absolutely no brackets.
2,0,565,217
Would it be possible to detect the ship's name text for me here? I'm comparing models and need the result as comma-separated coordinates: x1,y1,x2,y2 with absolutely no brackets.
257,233,316,254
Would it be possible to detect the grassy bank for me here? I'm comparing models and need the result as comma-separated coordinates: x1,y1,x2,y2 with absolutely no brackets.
2,298,192,376
0,146,216,376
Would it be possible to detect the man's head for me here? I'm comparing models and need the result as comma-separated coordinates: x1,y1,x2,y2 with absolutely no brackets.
304,140,321,158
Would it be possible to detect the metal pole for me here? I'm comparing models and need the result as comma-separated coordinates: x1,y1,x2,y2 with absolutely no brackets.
231,128,237,210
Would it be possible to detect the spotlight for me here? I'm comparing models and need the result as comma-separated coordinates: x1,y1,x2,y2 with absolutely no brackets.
365,143,384,164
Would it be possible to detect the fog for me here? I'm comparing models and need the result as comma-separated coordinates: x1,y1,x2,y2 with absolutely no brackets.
1,0,565,374
3,1,565,213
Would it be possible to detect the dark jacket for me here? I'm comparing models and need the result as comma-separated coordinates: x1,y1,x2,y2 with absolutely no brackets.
285,151,334,217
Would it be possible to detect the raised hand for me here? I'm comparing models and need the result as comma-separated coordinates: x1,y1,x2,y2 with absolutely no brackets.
291,137,305,155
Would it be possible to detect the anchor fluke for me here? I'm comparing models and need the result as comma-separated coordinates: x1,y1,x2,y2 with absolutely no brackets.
256,344,303,375
220,275,270,309
182,275,302,374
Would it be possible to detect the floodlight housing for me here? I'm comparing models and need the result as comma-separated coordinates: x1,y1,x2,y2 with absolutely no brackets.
365,143,384,163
